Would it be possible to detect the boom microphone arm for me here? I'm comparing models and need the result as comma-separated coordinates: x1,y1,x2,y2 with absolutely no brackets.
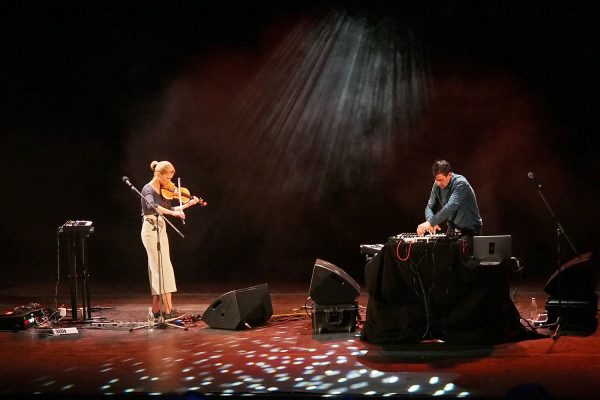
528,172,576,254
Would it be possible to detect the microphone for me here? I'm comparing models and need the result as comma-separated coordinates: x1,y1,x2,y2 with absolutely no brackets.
527,172,542,188
122,176,132,187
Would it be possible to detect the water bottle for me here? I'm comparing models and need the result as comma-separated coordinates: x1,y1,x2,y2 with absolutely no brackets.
529,297,538,323
147,307,154,331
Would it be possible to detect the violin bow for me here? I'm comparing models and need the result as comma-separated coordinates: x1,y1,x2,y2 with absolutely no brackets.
178,177,185,225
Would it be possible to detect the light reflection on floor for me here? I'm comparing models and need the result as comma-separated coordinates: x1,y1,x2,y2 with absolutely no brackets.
23,320,470,397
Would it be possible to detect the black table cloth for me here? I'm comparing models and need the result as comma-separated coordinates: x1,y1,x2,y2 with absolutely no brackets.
361,238,523,345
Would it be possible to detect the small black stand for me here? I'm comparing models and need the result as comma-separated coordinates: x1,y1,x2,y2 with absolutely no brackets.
57,221,95,322
122,176,186,330
312,302,358,334
528,172,577,339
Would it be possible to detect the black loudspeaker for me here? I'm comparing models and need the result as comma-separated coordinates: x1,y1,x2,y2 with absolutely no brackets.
545,295,598,329
544,252,598,299
201,283,273,330
309,259,360,304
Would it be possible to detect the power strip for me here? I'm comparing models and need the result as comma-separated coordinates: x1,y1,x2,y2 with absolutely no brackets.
88,321,148,330
51,327,79,335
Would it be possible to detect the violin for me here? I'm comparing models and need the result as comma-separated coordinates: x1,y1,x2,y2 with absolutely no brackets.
160,181,207,206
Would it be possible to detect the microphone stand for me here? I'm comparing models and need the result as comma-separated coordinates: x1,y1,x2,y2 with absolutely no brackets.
528,173,577,340
122,177,187,331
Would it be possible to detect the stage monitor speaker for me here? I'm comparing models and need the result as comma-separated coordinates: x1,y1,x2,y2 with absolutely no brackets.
309,259,360,304
545,295,598,330
201,283,273,330
544,252,598,299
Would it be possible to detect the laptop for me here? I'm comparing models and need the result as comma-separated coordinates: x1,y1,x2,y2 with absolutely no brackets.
472,235,511,266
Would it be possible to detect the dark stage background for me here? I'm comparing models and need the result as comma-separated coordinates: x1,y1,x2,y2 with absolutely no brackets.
2,1,599,291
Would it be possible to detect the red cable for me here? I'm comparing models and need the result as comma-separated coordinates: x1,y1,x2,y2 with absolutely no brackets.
396,239,411,261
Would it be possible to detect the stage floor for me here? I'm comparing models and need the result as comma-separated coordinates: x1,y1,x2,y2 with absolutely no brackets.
0,278,598,399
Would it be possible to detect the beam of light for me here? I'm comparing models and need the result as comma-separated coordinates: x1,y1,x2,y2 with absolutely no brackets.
123,9,432,280
223,11,430,208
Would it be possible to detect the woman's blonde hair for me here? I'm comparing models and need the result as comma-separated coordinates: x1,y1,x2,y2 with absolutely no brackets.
150,160,175,177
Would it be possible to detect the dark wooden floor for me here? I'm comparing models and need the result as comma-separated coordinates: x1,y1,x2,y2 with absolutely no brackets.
1,278,599,399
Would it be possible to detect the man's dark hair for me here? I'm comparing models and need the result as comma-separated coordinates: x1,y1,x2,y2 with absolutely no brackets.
432,160,452,177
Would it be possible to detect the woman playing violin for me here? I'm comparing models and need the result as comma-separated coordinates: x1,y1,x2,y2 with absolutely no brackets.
140,160,203,319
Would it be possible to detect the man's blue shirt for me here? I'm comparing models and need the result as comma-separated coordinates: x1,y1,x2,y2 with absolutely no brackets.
425,173,482,231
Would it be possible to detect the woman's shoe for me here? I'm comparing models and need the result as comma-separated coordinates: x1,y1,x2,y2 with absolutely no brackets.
163,309,184,320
